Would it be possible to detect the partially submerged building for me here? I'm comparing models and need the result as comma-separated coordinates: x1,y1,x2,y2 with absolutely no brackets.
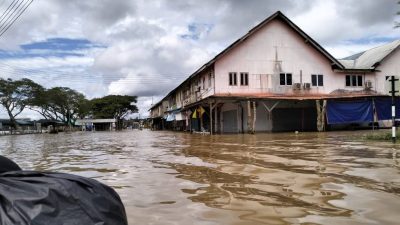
149,11,400,134
75,119,116,131
0,118,42,134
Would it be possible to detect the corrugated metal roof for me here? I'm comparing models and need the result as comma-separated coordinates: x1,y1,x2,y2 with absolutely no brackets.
75,119,116,125
339,40,400,70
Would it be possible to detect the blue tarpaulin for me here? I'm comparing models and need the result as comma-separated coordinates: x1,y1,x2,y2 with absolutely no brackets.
327,100,374,124
166,113,175,121
166,110,180,122
375,98,400,120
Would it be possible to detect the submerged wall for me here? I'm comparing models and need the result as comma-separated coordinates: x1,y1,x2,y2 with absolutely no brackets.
219,100,317,133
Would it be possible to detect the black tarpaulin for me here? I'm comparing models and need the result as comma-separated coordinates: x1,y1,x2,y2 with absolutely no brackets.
0,156,21,173
0,171,127,225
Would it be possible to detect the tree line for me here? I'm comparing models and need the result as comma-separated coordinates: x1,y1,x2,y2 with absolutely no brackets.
0,78,138,130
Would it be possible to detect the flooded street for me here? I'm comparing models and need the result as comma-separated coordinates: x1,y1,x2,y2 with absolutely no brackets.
1,130,400,225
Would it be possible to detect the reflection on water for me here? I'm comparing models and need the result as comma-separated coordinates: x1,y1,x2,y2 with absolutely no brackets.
1,130,400,225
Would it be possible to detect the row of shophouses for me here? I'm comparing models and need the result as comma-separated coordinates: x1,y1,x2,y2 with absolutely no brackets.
149,11,400,134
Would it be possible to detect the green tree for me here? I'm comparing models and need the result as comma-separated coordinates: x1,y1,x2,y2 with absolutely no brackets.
91,95,138,130
0,78,43,129
30,87,89,126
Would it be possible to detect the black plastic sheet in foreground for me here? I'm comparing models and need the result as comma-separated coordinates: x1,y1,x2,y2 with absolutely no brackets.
0,171,127,225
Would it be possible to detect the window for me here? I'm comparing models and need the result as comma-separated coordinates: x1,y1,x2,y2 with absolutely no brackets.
229,72,237,85
311,74,323,86
240,72,248,86
202,77,205,89
208,73,212,87
279,73,292,85
345,75,363,87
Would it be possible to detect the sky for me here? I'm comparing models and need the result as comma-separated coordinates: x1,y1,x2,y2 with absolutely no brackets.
0,0,399,119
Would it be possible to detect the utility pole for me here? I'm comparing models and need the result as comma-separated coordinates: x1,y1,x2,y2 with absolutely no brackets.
390,76,399,143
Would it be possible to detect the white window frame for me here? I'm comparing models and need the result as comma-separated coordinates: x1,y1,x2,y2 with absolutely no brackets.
345,75,363,87
311,74,324,87
279,73,292,86
240,72,249,86
229,72,237,86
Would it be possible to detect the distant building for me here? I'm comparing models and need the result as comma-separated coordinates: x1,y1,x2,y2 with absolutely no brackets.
75,119,116,131
149,11,400,134
0,118,41,134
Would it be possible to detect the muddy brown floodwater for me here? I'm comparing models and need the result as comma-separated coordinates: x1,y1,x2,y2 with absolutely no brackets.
1,130,400,224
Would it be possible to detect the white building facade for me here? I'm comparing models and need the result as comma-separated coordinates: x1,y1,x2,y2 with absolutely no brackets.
150,11,400,133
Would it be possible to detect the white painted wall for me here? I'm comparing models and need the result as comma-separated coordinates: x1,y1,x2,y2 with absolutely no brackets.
213,19,380,95
375,47,400,95
195,70,215,100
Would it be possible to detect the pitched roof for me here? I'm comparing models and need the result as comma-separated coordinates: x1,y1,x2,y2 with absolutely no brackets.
150,11,344,110
339,40,400,70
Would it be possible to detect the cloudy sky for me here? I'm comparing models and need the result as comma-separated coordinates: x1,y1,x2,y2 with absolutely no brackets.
0,0,399,119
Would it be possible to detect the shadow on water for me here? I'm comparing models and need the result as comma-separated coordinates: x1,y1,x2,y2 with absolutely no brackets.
1,130,400,225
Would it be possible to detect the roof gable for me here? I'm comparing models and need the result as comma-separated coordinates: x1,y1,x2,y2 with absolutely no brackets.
203,11,344,71
150,11,344,110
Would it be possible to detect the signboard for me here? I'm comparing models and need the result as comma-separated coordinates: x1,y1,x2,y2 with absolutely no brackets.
385,76,400,96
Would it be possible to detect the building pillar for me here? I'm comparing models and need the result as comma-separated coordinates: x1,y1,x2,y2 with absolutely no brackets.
220,104,224,133
200,108,204,131
316,100,327,132
209,100,220,135
214,105,218,133
247,100,251,133
209,101,213,135
237,103,240,133
252,101,257,134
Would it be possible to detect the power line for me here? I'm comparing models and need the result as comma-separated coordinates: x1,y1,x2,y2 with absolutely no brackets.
0,0,33,38
0,0,26,34
0,0,19,25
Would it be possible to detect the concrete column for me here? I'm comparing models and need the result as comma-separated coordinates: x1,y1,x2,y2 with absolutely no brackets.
209,101,213,135
247,100,251,133
322,100,327,130
214,106,218,133
200,108,203,131
237,103,240,133
220,106,224,133
252,101,257,134
316,100,327,132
